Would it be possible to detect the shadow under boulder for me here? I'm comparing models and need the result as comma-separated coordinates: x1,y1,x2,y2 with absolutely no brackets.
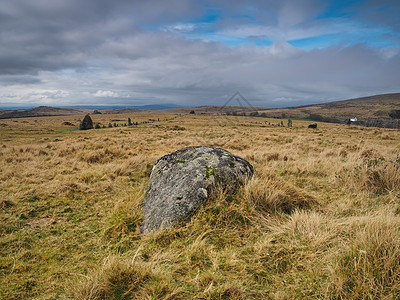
141,146,254,233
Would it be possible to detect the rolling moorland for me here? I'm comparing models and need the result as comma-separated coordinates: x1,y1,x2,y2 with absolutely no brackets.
0,100,400,298
256,93,400,120
1,92,399,121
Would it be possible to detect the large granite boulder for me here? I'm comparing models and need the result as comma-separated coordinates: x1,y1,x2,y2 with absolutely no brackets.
141,146,254,233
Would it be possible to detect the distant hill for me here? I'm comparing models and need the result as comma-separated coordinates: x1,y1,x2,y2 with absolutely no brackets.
0,106,91,119
0,105,182,119
288,93,400,120
250,93,400,121
0,106,149,119
162,93,400,121
1,93,399,121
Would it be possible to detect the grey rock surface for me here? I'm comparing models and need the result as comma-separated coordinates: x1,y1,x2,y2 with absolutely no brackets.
141,146,254,233
79,114,93,130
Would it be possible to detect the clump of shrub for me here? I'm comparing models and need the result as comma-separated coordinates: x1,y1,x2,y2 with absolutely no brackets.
308,114,341,124
389,110,400,120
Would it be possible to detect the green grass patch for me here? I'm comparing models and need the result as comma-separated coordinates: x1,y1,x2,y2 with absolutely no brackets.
54,128,79,133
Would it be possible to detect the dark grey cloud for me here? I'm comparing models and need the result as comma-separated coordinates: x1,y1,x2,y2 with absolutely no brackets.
0,75,41,85
0,0,201,75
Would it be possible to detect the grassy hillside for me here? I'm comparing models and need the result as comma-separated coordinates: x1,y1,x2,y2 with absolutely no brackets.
257,93,400,121
1,113,399,299
0,106,93,119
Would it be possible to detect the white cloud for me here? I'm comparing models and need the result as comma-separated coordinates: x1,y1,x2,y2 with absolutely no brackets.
163,23,197,33
94,90,120,98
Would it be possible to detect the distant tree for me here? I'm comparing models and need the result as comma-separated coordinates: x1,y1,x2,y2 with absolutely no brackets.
128,118,132,126
389,110,400,119
114,122,117,127
287,119,293,127
94,123,101,129
308,114,341,124
92,110,102,115
79,114,94,130
108,123,113,128
189,110,195,114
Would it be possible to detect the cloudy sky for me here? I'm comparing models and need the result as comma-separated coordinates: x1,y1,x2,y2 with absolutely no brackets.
1,0,399,108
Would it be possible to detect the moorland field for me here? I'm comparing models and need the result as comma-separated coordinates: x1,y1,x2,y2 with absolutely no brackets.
0,112,399,299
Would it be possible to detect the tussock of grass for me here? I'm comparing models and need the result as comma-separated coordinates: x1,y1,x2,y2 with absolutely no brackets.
67,256,160,300
328,212,400,299
336,155,400,195
242,176,316,215
103,186,145,243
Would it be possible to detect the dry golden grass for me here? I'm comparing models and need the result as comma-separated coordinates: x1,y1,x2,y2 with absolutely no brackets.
0,113,399,299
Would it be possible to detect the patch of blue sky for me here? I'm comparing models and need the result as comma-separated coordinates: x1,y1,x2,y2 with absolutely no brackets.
289,28,400,50
316,0,364,19
191,7,222,24
228,12,258,25
289,33,344,49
